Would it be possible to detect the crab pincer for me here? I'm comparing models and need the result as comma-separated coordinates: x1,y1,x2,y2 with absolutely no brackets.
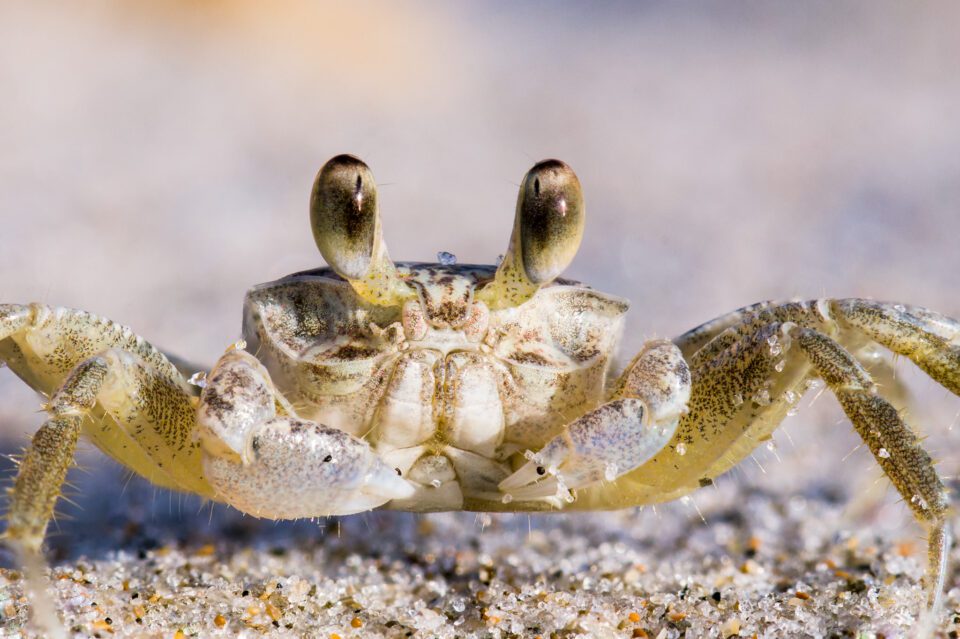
198,348,414,518
500,340,691,503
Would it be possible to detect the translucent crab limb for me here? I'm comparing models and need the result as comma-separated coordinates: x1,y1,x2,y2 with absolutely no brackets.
499,340,690,502
792,325,951,612
1,304,212,638
616,298,959,618
198,348,415,517
0,305,213,502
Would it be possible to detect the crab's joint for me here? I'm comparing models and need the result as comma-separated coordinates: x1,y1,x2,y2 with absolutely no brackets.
226,339,247,353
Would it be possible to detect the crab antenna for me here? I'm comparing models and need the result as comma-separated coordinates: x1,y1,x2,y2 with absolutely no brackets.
310,155,415,307
477,159,585,310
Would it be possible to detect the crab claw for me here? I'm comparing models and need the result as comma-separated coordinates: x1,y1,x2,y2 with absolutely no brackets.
198,348,414,518
202,417,415,518
499,399,677,503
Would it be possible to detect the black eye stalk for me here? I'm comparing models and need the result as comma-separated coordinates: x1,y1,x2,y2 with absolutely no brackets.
309,155,415,307
477,159,585,309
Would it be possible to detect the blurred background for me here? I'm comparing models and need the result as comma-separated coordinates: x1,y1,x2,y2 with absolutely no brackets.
1,0,959,611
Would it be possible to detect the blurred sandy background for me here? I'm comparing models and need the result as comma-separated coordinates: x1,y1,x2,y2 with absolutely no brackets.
2,1,960,636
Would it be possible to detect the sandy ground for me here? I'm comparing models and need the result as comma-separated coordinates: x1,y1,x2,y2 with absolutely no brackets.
2,2,960,637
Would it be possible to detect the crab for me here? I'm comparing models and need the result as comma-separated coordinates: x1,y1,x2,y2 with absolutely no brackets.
2,154,959,634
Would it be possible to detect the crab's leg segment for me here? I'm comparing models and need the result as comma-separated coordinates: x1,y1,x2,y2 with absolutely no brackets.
674,300,786,359
198,348,415,518
5,418,80,554
2,345,206,639
499,340,690,502
829,299,960,396
1,303,216,526
4,359,103,552
3,415,78,639
793,326,951,610
0,303,32,340
310,155,415,307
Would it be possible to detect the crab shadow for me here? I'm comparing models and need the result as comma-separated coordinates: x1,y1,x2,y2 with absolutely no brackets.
0,443,441,569
0,437,859,589
0,442,686,580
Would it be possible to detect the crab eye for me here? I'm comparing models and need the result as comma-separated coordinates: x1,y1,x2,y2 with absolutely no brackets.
310,154,379,280
477,159,585,310
518,159,585,284
308,155,414,307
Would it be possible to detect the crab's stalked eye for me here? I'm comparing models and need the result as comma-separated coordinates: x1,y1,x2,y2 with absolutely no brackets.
310,154,379,280
518,160,585,285
309,155,414,307
478,159,585,310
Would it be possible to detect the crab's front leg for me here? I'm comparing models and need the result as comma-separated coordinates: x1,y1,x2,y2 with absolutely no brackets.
499,340,690,502
198,349,414,518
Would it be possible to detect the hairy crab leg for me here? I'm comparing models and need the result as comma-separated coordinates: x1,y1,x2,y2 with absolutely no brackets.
3,352,205,639
792,326,951,612
829,299,960,395
613,300,958,617
4,416,79,639
499,340,690,503
613,299,960,503
4,359,103,553
1,303,217,635
0,305,211,495
674,300,786,359
198,348,415,517
4,345,217,536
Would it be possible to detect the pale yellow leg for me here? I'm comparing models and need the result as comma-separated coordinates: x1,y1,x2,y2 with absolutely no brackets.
633,301,957,616
674,300,787,359
793,326,951,612
3,357,107,639
1,304,215,635
0,304,211,494
830,298,960,396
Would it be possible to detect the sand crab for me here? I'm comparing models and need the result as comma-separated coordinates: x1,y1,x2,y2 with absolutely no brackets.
2,155,959,633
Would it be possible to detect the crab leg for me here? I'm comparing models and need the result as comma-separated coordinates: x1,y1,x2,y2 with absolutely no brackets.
2,304,228,634
197,349,415,518
499,340,690,502
1,305,212,494
612,299,958,613
792,326,951,610
674,300,786,359
1,348,206,639
4,359,106,552
3,414,79,639
829,299,960,395
4,344,217,538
